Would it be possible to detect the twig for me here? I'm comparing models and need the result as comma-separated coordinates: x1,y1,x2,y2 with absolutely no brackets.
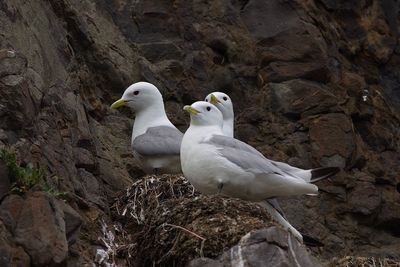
163,223,206,241
162,223,207,258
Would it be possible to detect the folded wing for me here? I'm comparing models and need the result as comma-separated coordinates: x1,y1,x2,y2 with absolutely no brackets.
133,126,183,157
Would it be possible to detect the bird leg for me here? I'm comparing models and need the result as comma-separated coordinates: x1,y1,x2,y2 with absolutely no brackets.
257,201,303,242
217,183,224,194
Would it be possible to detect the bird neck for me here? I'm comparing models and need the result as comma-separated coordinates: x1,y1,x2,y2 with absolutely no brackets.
132,103,173,140
186,124,223,141
222,117,234,137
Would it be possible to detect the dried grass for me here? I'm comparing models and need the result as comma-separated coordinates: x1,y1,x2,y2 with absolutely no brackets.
111,174,275,267
330,256,400,267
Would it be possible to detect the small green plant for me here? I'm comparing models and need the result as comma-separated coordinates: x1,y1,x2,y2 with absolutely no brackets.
43,183,67,199
0,148,65,198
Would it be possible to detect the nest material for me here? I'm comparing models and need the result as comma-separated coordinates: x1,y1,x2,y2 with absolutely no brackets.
329,256,400,267
112,174,276,267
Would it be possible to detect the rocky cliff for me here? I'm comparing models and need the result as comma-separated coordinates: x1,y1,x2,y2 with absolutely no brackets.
0,0,399,266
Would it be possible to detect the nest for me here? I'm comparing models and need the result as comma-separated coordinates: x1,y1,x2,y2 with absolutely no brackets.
111,174,275,267
329,256,400,267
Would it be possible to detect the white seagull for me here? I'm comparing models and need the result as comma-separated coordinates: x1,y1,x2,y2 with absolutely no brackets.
111,82,183,174
205,92,234,137
205,92,339,183
181,101,339,240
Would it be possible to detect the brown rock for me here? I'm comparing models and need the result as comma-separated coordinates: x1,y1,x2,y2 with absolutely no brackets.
241,0,301,40
189,227,322,267
138,42,183,63
0,221,30,267
0,194,25,232
348,182,382,215
0,51,38,129
309,113,355,168
14,192,69,266
73,147,96,171
261,61,329,83
269,79,339,118
0,160,10,200
77,168,105,207
187,258,221,267
0,50,26,78
340,71,367,97
58,200,82,245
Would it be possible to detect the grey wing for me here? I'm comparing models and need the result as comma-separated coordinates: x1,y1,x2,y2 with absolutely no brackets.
205,135,285,175
133,126,183,156
208,135,265,157
270,160,303,173
208,135,305,178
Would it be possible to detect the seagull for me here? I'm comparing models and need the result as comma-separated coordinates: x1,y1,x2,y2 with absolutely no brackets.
111,82,183,174
181,101,339,240
205,92,234,137
205,92,339,183
181,101,328,200
205,92,291,224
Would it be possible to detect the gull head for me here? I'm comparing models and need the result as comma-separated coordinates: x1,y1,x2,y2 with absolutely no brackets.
110,82,163,112
205,92,234,119
183,101,223,127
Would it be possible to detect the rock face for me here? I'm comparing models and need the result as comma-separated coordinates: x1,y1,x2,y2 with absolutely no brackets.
0,192,82,266
0,0,399,265
189,227,322,267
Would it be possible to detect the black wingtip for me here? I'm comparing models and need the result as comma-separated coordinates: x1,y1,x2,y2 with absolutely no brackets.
310,167,340,183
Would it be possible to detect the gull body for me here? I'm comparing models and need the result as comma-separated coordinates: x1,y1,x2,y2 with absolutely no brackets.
111,82,183,174
181,101,319,201
205,92,339,183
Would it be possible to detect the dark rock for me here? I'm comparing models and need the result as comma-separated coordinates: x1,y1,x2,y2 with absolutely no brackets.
0,51,38,129
73,147,96,171
0,221,30,267
309,113,355,168
269,79,339,118
0,129,8,141
340,71,368,97
186,258,222,267
376,193,400,237
241,0,301,40
14,192,68,266
138,42,183,63
348,182,382,215
0,49,27,78
0,160,10,199
77,168,105,206
132,1,179,42
0,194,25,233
59,201,82,245
189,227,322,267
261,61,329,83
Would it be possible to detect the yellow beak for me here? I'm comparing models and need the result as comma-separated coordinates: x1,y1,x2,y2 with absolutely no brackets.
110,99,126,109
210,94,220,105
183,105,200,115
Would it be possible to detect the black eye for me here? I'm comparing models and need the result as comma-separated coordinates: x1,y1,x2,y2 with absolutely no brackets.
223,96,228,101
134,91,139,95
206,106,211,111
205,99,209,102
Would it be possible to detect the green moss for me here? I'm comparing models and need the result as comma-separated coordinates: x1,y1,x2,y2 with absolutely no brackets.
0,148,65,198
